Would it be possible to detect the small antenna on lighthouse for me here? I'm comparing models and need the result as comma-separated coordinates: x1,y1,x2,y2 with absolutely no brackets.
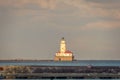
62,37,64,40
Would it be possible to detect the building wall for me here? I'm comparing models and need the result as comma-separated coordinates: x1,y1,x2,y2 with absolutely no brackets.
54,56,74,61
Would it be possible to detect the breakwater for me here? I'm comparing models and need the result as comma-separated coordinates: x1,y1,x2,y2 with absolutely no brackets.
1,65,120,79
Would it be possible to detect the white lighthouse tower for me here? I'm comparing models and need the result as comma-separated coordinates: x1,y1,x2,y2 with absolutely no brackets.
60,37,66,53
54,37,74,61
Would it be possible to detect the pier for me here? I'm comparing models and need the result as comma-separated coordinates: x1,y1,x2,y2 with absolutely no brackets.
5,73,120,79
1,66,120,79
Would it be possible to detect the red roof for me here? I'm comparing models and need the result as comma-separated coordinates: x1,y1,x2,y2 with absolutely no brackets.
65,50,72,53
57,50,72,53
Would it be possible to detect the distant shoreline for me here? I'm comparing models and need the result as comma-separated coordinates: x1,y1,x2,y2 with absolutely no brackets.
0,59,120,62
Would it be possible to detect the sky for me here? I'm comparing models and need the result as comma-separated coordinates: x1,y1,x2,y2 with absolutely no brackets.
0,0,120,60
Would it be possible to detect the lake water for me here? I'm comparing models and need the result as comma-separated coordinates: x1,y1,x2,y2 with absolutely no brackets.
0,60,120,66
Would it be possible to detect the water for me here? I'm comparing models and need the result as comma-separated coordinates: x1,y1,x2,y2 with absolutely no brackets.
0,60,120,66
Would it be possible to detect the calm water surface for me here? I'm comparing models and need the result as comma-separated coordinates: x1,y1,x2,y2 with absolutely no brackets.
0,60,120,66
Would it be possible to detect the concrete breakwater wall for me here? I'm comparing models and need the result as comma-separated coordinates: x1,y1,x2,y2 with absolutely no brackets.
32,66,120,73
1,66,120,79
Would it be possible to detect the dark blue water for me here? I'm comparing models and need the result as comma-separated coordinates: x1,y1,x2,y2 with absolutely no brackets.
0,60,120,66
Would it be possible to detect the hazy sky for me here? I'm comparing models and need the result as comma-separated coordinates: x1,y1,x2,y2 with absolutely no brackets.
0,0,120,60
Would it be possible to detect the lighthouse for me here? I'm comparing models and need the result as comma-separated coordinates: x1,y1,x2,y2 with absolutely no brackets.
54,37,74,61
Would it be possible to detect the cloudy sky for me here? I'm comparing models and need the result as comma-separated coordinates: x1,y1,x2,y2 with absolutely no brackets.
0,0,120,60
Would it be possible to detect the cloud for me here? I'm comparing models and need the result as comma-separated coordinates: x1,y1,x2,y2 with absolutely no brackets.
0,0,56,10
0,0,120,29
60,0,120,19
0,0,58,18
81,21,120,30
0,0,120,19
